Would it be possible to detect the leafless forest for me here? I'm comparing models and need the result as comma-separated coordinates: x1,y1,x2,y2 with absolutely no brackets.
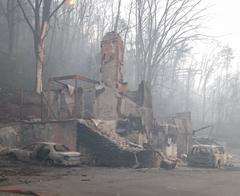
0,0,239,147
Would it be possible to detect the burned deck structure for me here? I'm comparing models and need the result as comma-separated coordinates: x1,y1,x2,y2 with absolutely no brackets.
47,74,99,120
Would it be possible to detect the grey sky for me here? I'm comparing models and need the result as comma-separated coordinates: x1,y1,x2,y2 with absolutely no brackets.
206,0,239,50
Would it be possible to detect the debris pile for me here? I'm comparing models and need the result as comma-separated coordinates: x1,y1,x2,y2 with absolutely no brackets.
84,119,137,150
77,119,162,168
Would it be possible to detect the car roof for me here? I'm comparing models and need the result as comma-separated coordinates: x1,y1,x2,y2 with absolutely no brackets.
30,142,58,146
192,144,222,148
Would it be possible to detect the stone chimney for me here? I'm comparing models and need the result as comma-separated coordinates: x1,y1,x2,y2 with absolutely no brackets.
101,32,128,93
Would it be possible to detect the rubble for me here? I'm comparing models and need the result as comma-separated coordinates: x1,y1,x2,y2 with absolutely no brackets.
77,119,162,168
151,112,193,159
86,119,135,150
160,159,177,170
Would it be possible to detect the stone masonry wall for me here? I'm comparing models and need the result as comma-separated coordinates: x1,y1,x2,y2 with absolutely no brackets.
0,121,78,151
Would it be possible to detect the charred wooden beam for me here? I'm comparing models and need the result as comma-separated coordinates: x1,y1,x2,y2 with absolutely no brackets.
48,75,99,84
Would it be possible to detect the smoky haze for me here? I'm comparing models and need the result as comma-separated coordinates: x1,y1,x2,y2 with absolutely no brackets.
0,0,240,149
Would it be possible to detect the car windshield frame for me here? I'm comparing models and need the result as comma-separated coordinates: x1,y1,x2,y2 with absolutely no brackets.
22,144,37,151
191,146,212,155
53,144,70,152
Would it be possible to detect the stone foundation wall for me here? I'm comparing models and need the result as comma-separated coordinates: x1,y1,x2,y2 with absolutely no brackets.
0,121,78,150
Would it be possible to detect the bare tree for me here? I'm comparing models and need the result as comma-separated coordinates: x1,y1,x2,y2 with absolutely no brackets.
134,0,205,87
123,1,133,54
0,0,18,57
198,53,217,122
17,0,67,94
220,45,234,82
114,0,122,32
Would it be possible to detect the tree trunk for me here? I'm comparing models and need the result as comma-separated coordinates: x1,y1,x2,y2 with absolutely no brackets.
114,0,122,32
35,22,48,94
35,42,44,94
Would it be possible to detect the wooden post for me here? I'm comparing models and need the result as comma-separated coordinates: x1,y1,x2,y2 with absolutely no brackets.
41,92,43,121
80,88,84,118
74,79,78,118
47,80,50,120
20,88,23,120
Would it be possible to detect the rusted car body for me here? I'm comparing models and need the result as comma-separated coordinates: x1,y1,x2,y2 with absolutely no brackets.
7,142,81,166
187,145,225,168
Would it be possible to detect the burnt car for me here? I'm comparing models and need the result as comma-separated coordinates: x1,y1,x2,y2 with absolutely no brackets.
187,145,225,168
7,142,81,166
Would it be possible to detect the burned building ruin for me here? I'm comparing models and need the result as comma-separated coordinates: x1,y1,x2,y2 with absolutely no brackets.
0,32,192,167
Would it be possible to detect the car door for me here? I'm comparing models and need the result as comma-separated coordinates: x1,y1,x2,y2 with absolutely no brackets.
215,146,225,165
34,144,52,161
18,144,37,161
188,147,199,163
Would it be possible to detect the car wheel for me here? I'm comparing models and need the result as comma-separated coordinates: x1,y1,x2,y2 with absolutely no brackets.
8,153,17,161
45,159,54,167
